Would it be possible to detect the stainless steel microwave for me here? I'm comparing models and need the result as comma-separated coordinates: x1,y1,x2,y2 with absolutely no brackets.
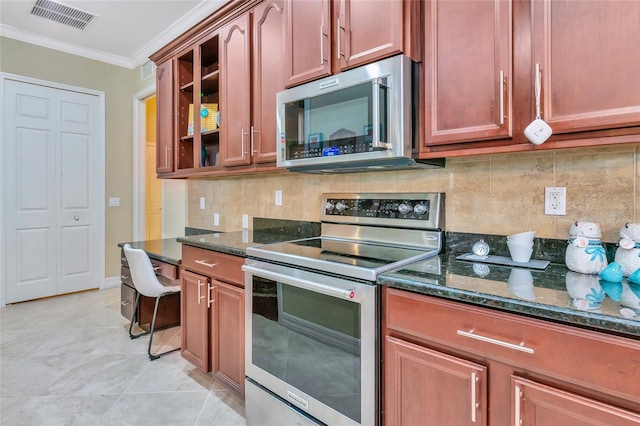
276,55,444,173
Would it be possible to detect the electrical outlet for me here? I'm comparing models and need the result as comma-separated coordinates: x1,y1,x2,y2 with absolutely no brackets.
545,187,566,215
199,197,205,210
275,190,282,206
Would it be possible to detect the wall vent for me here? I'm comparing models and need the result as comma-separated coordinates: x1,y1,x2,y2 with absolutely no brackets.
30,0,95,30
141,61,156,81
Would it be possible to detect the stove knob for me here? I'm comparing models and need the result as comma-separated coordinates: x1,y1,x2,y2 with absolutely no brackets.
414,204,428,215
335,201,348,212
398,202,412,215
325,201,335,212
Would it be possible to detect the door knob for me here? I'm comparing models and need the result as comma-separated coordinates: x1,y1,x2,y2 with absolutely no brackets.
74,215,79,221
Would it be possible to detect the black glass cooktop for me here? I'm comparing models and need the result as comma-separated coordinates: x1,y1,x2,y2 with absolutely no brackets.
247,237,437,281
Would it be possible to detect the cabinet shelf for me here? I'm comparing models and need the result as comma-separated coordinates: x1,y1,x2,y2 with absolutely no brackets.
202,67,219,81
180,81,194,92
202,128,219,138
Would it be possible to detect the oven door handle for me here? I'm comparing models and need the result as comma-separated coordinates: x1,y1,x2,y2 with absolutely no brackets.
243,264,359,301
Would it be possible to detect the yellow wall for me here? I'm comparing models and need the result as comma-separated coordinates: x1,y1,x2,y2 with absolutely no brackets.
188,144,640,244
0,36,138,278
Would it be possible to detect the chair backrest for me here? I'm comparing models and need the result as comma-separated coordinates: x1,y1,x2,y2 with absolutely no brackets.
123,244,164,298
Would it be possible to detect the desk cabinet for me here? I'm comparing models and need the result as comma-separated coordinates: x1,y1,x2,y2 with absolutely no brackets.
119,249,180,330
383,287,640,425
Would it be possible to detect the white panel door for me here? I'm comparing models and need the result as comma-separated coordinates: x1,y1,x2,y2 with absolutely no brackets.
3,78,103,303
57,91,101,294
4,82,58,302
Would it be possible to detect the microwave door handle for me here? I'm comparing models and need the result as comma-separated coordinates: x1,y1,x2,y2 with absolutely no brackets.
371,78,390,150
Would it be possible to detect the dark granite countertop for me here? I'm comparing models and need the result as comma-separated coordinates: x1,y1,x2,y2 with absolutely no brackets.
118,238,182,266
177,231,305,257
379,254,640,339
177,217,321,257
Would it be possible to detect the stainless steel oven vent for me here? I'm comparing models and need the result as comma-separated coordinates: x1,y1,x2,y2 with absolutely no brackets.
30,0,95,30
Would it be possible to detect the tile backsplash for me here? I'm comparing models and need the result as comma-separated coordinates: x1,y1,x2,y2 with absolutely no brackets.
188,144,639,243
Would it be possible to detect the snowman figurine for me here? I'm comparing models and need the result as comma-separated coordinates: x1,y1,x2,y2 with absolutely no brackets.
614,223,640,277
565,221,608,274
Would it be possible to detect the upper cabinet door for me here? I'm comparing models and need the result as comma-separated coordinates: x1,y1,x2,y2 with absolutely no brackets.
337,0,403,71
532,0,640,134
424,0,512,146
156,60,174,174
220,12,252,167
284,0,331,87
252,0,285,164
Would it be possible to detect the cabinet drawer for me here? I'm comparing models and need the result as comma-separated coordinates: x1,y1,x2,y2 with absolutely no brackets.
182,245,244,286
120,282,136,320
150,260,178,279
120,266,134,287
384,288,640,404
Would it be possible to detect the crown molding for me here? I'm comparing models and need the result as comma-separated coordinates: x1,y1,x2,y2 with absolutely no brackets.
0,0,230,70
0,24,134,68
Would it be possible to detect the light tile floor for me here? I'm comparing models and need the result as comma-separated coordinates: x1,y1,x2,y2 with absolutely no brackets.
0,287,247,426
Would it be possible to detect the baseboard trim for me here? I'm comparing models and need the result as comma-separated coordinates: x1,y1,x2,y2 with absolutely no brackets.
102,276,121,289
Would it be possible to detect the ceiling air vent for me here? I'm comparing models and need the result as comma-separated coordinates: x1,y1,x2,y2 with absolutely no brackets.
30,0,95,30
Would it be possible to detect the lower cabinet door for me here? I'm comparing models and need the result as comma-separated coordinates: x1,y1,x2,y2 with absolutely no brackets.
513,376,640,426
181,269,210,372
385,336,487,426
211,279,245,398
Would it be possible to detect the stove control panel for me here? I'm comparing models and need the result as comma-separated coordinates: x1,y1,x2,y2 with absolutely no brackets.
321,193,445,230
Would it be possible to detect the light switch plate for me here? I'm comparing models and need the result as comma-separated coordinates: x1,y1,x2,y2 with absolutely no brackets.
199,197,205,210
108,197,120,207
214,213,220,226
242,214,249,229
275,190,283,206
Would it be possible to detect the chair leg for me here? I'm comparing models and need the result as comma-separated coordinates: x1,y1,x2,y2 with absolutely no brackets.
147,294,180,361
129,291,150,339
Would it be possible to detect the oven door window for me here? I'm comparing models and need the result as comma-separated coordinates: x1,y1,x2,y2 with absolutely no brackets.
251,275,362,423
282,81,389,161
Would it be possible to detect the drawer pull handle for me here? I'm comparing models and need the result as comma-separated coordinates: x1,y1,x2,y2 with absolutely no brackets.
457,329,534,354
195,259,218,268
120,275,130,279
120,301,130,306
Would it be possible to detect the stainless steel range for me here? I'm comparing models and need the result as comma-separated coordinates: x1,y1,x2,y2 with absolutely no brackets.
243,193,445,426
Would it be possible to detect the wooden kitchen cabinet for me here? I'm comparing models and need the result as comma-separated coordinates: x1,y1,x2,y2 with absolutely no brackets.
513,376,640,426
153,31,222,177
210,279,245,397
423,0,512,145
219,0,285,168
382,287,640,425
385,336,487,426
156,60,174,174
181,269,210,372
180,245,246,398
419,0,640,158
531,0,640,135
284,0,420,88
